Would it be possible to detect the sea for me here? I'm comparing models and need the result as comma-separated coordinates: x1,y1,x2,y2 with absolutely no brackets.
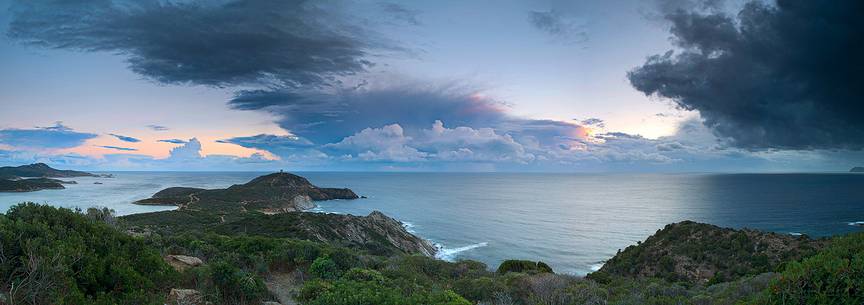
2,171,863,275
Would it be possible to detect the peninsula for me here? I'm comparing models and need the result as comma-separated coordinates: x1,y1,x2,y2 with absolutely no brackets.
0,163,108,192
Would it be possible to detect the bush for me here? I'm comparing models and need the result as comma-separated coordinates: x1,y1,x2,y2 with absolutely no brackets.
755,233,864,305
496,260,554,274
310,257,340,280
0,203,177,305
210,260,268,304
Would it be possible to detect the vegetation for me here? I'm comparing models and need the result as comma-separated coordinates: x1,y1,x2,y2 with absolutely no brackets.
0,203,862,304
591,220,825,284
0,203,176,305
497,260,554,274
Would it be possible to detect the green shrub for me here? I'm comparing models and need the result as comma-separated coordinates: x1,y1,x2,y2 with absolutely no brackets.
310,257,340,280
755,233,864,305
497,260,554,274
210,260,268,304
0,203,177,305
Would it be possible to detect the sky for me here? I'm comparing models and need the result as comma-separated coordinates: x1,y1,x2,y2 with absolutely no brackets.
0,0,862,172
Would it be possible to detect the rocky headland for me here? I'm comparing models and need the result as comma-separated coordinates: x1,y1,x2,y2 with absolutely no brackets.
0,163,103,192
124,172,435,256
0,178,67,192
0,163,97,178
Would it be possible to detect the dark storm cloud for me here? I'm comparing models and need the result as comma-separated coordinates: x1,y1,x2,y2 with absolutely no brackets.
226,82,593,161
7,0,385,88
0,123,97,149
629,0,864,150
529,10,588,44
98,145,137,151
157,139,188,144
108,133,141,143
229,84,511,143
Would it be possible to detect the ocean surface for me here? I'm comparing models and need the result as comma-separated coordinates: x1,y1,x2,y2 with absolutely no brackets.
2,172,864,275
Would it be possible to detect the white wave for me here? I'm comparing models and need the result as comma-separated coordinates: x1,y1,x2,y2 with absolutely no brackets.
401,221,416,233
849,221,864,226
589,261,605,272
788,232,803,236
435,242,488,261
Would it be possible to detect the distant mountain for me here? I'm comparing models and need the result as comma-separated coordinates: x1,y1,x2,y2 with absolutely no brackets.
0,163,96,178
850,167,864,172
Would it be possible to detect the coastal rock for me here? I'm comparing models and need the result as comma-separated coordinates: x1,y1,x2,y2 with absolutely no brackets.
590,221,826,284
165,255,204,271
166,288,204,305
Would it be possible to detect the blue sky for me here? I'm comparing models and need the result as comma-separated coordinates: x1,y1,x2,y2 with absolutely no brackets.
0,0,862,172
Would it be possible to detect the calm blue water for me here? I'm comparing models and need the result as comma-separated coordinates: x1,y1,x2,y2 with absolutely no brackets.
2,172,863,275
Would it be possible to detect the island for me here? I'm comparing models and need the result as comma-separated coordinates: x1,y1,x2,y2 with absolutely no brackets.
851,166,864,172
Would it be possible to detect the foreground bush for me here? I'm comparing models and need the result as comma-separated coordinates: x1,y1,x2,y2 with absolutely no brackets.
756,232,864,304
0,203,177,305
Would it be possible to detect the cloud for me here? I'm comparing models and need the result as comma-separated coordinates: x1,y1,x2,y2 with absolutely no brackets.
217,134,314,156
7,0,390,88
529,10,588,44
0,123,97,149
326,124,426,162
157,139,188,144
629,0,864,150
579,118,605,128
108,133,141,143
416,120,534,163
378,2,421,26
147,125,169,131
229,81,511,143
167,138,202,160
97,145,137,151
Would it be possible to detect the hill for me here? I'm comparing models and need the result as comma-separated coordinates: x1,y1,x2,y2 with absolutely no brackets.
0,163,96,178
590,221,826,284
134,172,358,212
124,172,431,256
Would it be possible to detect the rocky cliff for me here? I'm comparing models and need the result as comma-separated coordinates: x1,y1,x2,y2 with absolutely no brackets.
590,221,826,284
211,210,437,256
